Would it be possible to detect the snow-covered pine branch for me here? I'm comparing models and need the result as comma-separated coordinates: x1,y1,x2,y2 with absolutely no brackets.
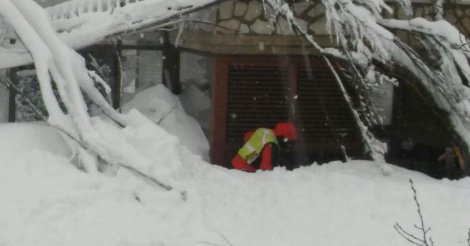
262,0,470,175
262,0,390,170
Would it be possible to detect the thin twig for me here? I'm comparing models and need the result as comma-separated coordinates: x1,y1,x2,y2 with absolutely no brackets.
467,228,470,246
394,223,426,246
409,179,432,246
395,179,433,246
197,231,234,246
110,0,119,14
216,231,234,246
119,164,172,191
0,77,48,119
198,242,222,246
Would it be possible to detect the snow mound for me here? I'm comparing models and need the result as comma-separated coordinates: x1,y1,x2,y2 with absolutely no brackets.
0,122,71,160
178,84,211,132
122,84,209,160
0,122,469,246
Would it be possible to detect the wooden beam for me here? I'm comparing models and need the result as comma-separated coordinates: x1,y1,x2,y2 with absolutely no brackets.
210,56,229,166
176,32,334,55
162,31,181,94
81,44,164,51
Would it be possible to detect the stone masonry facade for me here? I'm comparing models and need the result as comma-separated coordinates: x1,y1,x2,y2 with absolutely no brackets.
190,0,470,38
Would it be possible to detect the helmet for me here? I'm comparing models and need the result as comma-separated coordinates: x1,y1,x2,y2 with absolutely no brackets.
273,122,297,141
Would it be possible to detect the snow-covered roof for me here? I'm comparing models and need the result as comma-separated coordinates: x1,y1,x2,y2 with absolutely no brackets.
0,0,219,69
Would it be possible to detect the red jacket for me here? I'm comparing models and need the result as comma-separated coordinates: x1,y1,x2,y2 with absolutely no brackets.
231,142,275,172
231,122,297,172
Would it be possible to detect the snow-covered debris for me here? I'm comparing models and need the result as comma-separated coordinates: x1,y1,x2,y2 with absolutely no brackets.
0,122,71,159
178,84,212,132
122,84,210,160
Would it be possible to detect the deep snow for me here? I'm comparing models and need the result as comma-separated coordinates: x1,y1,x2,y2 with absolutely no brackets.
0,1,467,245
0,121,469,246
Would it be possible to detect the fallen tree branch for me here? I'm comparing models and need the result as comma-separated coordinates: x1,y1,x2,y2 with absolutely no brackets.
0,76,184,198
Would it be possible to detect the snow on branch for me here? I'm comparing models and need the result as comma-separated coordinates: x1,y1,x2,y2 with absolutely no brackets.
315,0,470,164
262,0,391,166
264,0,470,172
0,0,190,197
0,0,230,69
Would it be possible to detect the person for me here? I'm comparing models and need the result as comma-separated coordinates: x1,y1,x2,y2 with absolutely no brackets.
231,122,298,172
438,146,464,179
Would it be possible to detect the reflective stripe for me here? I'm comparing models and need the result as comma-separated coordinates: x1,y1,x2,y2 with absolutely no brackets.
237,128,279,164
261,130,269,145
245,143,255,152
245,143,257,164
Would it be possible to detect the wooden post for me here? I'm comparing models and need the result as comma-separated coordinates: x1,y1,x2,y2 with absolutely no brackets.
162,31,181,94
113,40,122,110
210,56,228,166
7,68,17,122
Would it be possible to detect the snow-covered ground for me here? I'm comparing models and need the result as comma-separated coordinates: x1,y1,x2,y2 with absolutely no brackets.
0,1,468,245
0,119,469,246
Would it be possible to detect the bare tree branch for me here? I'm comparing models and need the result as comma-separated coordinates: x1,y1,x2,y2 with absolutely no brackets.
394,223,426,246
395,179,434,246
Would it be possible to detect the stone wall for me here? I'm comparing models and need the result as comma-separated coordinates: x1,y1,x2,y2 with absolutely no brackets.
192,0,329,36
419,5,470,35
190,0,470,37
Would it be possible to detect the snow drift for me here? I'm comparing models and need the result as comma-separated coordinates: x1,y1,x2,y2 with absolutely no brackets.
0,120,469,246
122,84,210,160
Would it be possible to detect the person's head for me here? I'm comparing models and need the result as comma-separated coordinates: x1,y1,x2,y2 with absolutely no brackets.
273,122,297,142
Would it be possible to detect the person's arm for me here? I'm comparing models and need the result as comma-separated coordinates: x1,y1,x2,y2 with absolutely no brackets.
231,154,256,172
260,144,273,171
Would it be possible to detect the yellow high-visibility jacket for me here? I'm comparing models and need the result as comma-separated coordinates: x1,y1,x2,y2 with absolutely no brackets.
238,128,278,164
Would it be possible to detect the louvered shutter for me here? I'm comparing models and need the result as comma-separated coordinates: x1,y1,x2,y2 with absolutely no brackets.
211,56,363,166
227,63,291,143
296,64,361,155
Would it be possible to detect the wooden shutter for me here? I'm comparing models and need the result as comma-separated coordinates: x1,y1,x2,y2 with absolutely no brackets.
227,63,291,143
211,56,363,166
296,63,361,155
